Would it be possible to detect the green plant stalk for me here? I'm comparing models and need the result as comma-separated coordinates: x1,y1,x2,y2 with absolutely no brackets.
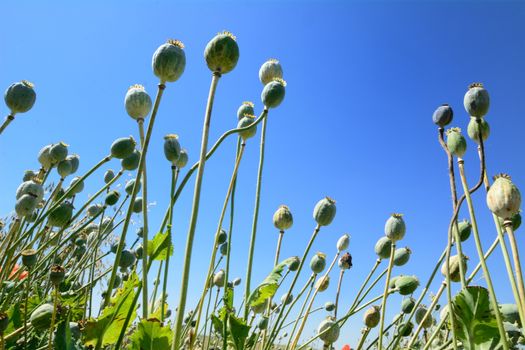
349,259,381,311
354,268,387,310
99,83,166,350
46,286,59,350
0,114,14,135
23,269,31,350
88,209,106,318
356,328,370,350
244,112,269,319
150,260,163,312
423,316,448,350
199,286,213,344
457,158,509,350
281,306,324,330
334,269,345,319
172,72,221,350
503,222,525,320
0,219,21,284
366,316,402,350
377,242,396,350
284,275,317,350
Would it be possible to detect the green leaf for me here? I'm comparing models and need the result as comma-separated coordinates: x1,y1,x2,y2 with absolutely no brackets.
247,257,296,308
452,286,502,349
55,313,73,350
129,319,173,350
148,232,174,261
224,286,234,310
83,272,139,347
5,302,22,335
228,314,250,350
211,314,223,335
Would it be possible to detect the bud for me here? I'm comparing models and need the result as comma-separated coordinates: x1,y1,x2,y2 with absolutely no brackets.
281,293,294,305
175,148,189,169
38,144,54,170
4,80,36,114
401,297,416,314
105,190,120,206
395,275,420,295
121,150,141,171
152,39,186,83
237,115,257,140
110,136,136,159
125,179,141,196
133,197,143,214
315,276,330,292
385,213,406,241
104,169,115,184
119,249,136,269
375,236,393,259
204,31,239,74
49,265,66,285
261,78,286,108
237,101,254,120
432,104,453,128
48,201,74,228
486,174,521,219
310,252,326,274
324,302,336,312
313,197,336,226
220,243,228,256
258,316,269,330
363,306,381,328
273,205,293,231
288,256,300,271
441,254,468,282
415,306,433,328
21,248,38,268
318,317,340,344
454,219,472,242
467,117,490,143
49,142,69,164
125,84,152,120
259,59,283,85
464,83,489,118
164,134,181,164
213,270,226,287
336,234,350,251
217,229,228,245
68,176,84,195
446,128,467,158
393,247,411,266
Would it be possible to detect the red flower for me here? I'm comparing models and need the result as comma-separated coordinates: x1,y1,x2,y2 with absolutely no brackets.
342,345,351,350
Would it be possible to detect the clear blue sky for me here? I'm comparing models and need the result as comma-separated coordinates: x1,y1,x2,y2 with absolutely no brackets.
1,0,524,347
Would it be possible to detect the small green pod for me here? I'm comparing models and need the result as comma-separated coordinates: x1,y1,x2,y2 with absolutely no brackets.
389,275,401,289
313,197,336,226
454,219,472,242
23,170,37,182
110,136,136,159
66,154,80,174
401,297,416,314
233,277,242,286
258,316,269,330
273,205,293,231
315,276,330,292
337,233,350,251
415,306,433,329
38,144,54,169
220,242,228,256
125,84,152,120
119,249,136,269
164,134,181,163
175,148,189,168
288,256,300,271
68,176,84,195
16,179,44,202
237,115,257,140
467,117,490,144
105,190,120,206
393,247,411,266
464,83,490,118
204,31,239,74
4,80,36,114
121,149,141,170
237,101,255,120
213,269,226,287
310,252,327,274
125,178,141,196
281,293,294,305
21,248,38,268
152,39,186,83
49,142,68,164
15,194,38,217
133,197,143,213
446,128,467,158
385,213,406,241
48,201,74,228
318,317,340,344
395,275,420,295
261,78,286,109
363,306,381,328
49,265,66,285
398,321,413,337
30,303,55,331
104,169,115,184
135,245,143,259
216,229,228,245
441,254,468,282
325,302,336,312
87,204,104,217
259,59,283,85
375,236,393,259
57,159,73,178
487,174,521,219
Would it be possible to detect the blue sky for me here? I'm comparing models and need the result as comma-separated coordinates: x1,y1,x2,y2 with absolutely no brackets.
1,0,525,347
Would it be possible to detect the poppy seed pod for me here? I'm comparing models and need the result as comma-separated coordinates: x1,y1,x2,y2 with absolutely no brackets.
175,148,188,168
68,176,84,195
0,312,8,334
38,145,54,170
337,234,350,251
121,150,141,171
125,179,140,196
313,197,336,226
401,297,416,314
152,39,186,83
261,78,286,109
164,134,181,163
499,212,521,231
213,269,226,287
105,190,120,206
315,276,330,292
281,293,294,305
288,256,300,271
110,136,136,159
338,252,353,270
237,101,255,120
233,277,242,286
21,248,38,268
273,205,293,231
446,128,467,158
4,80,36,114
363,306,381,328
48,201,74,228
393,247,411,266
398,321,413,337
49,265,66,285
119,249,136,269
133,197,143,214
258,316,269,330
487,174,521,219
104,170,115,184
441,254,468,283
375,236,393,259
220,243,228,256
110,242,119,254
66,154,80,174
135,245,143,259
454,219,472,242
325,302,336,312
432,104,453,128
57,159,73,178
237,115,257,140
259,59,283,85
467,117,490,144
101,217,114,233
310,252,327,274
16,179,44,202
204,31,239,74
415,306,433,328
49,142,69,164
216,229,228,245
125,84,152,120
395,275,420,295
464,83,490,118
23,170,37,182
318,317,340,344
87,204,104,217
15,195,38,217
385,213,406,241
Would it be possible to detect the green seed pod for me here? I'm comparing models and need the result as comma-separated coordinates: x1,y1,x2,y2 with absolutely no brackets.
217,229,228,245
281,293,294,305
125,84,152,120
0,312,8,334
315,276,330,292
395,275,420,295
48,201,74,228
467,117,490,144
49,142,68,164
112,274,122,289
398,321,413,337
393,247,411,266
15,194,38,217
432,104,453,128
135,245,143,259
220,242,228,256
87,204,104,217
487,174,522,219
338,252,353,270
261,78,286,109
375,236,393,259
385,213,406,241
49,264,66,285
105,190,120,206
237,101,255,120
75,236,87,246
21,248,38,268
4,80,36,114
446,127,467,158
454,219,472,242
415,306,433,328
259,59,283,85
121,149,141,170
204,31,239,74
389,275,401,289
363,306,381,328
38,144,54,169
310,252,327,274
66,154,80,174
23,170,37,182
233,277,242,286
441,254,468,282
175,148,188,168
337,234,350,251
499,212,521,231
401,297,416,314
133,197,143,213
213,269,226,287
273,205,293,231
499,304,520,326
318,317,340,344
288,256,300,271
119,249,136,269
74,245,87,259
152,39,186,83
464,83,490,118
164,134,181,163
313,197,336,226
30,303,55,331
68,176,84,195
258,316,269,330
16,179,44,202
237,114,257,140
125,178,141,196
110,136,136,159
57,159,73,178
104,170,115,184
325,302,336,312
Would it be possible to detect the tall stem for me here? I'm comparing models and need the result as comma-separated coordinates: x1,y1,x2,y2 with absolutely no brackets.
334,270,344,319
172,73,221,350
0,114,14,135
138,119,150,318
504,223,525,320
377,242,396,350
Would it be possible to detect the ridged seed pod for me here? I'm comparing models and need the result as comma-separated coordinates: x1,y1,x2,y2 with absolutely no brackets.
325,302,336,312
105,190,120,206
152,40,186,83
125,179,140,196
273,205,293,231
258,316,269,330
288,256,300,271
104,170,115,184
23,170,36,182
338,252,353,270
237,115,257,140
313,197,336,226
135,245,143,259
259,59,283,85
432,104,453,128
164,134,181,164
395,275,420,295
49,142,68,164
467,117,490,143
21,248,38,268
375,236,393,259
133,197,143,213
363,306,381,328
385,213,406,241
337,234,350,251
121,150,141,171
110,136,136,159
48,201,74,228
310,252,327,274
119,249,136,269
261,78,286,109
398,321,413,337
237,101,255,120
204,31,239,74
217,229,228,245
454,219,472,242
318,317,340,344
213,269,226,287
220,243,228,256
49,265,66,285
16,179,44,202
4,80,36,114
38,145,54,169
415,306,433,328
68,176,84,195
401,297,416,314
15,195,38,217
57,159,73,178
393,247,411,266
487,174,521,219
175,148,188,168
67,154,80,174
464,83,490,118
446,128,467,158
125,84,152,120
315,276,330,292
441,254,468,283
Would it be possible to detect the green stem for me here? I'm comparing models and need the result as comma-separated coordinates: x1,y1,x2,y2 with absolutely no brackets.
378,242,396,350
47,287,58,350
334,270,344,319
504,223,525,321
138,119,150,319
356,328,370,350
0,114,14,135
284,275,316,350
